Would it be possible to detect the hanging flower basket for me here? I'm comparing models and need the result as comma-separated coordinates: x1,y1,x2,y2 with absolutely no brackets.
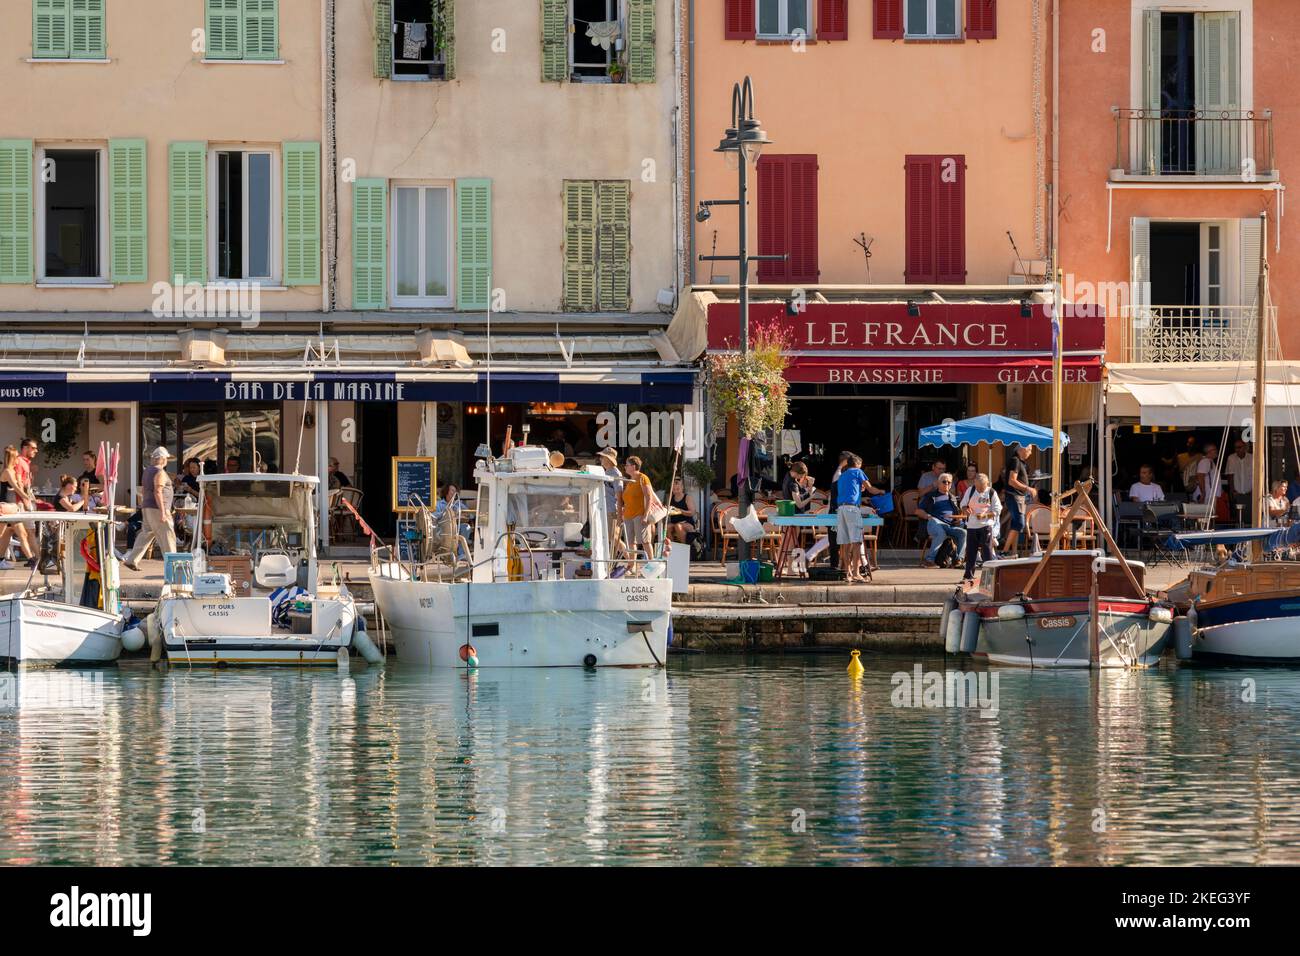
706,320,792,439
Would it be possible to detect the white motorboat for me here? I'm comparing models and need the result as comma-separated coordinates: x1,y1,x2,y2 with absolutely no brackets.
150,473,381,667
0,512,133,667
369,445,672,668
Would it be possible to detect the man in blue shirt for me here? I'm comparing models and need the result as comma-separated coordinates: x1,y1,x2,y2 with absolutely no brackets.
836,454,872,581
917,473,967,568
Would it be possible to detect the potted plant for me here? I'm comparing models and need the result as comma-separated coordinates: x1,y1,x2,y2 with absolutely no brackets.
706,320,792,441
683,458,715,490
607,61,626,83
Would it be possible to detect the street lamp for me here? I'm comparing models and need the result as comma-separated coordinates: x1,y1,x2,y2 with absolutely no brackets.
699,76,782,564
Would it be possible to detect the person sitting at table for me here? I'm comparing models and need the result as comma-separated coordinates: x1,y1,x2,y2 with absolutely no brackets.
177,457,202,495
958,472,1001,585
956,463,978,500
1267,481,1290,528
328,457,352,490
79,450,98,485
781,461,815,514
224,455,241,474
667,477,699,547
918,473,967,569
434,483,471,556
1128,465,1165,504
57,475,85,512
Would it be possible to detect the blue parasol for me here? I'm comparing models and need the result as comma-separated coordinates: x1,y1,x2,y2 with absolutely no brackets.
918,413,1070,452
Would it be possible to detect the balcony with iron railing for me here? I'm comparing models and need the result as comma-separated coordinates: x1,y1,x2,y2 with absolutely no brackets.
1119,304,1277,363
1112,108,1276,181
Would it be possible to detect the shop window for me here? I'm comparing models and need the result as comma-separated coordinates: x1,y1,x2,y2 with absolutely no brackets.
391,182,453,307
756,154,818,284
211,148,277,283
38,147,106,282
225,407,282,473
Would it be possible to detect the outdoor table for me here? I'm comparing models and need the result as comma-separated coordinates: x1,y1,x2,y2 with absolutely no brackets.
771,512,884,580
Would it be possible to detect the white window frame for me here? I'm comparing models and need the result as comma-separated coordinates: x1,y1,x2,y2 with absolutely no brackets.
207,145,281,286
389,180,455,309
905,0,960,39
756,0,811,40
570,0,619,80
35,142,109,285
389,0,448,81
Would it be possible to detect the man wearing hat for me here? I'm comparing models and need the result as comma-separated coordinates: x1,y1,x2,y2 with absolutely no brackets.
123,446,177,570
598,447,623,557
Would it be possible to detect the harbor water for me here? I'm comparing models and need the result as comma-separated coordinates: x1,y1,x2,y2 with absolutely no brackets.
2,654,1299,866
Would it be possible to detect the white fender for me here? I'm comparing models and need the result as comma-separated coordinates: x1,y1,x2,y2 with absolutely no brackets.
959,610,981,653
1148,606,1173,624
121,625,146,652
1173,615,1194,661
350,619,385,665
943,606,962,654
997,603,1026,621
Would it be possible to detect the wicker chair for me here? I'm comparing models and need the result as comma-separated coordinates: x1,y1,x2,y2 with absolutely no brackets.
894,489,922,547
713,501,739,562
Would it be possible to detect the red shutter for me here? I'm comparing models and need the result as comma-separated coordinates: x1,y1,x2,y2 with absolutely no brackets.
905,156,936,283
966,0,997,39
757,154,819,284
725,0,756,39
874,0,903,39
819,0,848,40
934,156,967,283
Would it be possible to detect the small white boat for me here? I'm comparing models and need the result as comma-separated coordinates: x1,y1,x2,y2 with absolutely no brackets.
370,446,672,668
0,512,131,667
152,473,380,667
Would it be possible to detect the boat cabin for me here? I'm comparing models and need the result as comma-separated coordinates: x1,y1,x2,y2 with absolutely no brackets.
975,551,1148,602
0,512,118,612
189,473,319,592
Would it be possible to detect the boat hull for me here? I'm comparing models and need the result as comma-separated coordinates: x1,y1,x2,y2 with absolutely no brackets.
158,595,357,667
0,597,123,667
971,601,1170,668
1190,594,1300,663
370,574,671,668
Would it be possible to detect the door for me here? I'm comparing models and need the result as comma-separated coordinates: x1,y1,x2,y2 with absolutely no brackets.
357,403,399,537
1199,222,1223,329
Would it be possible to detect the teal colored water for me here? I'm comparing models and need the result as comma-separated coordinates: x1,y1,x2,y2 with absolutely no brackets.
2,655,1299,865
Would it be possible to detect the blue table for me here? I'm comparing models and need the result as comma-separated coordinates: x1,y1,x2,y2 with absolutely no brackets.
770,512,884,579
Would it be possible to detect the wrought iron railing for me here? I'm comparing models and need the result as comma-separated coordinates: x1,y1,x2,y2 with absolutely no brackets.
1112,108,1274,178
1120,304,1277,363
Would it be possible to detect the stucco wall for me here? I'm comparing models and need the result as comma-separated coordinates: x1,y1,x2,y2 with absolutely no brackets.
333,0,679,313
1058,0,1298,360
690,2,1046,286
0,0,324,314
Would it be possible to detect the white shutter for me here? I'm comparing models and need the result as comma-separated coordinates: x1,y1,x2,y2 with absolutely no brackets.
1195,11,1242,174
1129,217,1151,362
1240,216,1263,308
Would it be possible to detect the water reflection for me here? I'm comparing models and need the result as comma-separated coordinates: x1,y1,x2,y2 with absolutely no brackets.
1,658,1298,865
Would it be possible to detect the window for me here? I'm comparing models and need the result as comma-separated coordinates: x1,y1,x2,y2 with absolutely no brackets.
757,0,810,39
756,154,819,284
33,0,106,60
905,154,965,284
381,0,454,80
210,148,278,283
563,180,629,311
905,0,957,39
38,146,107,282
205,0,279,61
543,0,655,83
392,183,453,307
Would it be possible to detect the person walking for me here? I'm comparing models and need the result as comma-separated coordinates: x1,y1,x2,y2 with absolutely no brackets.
123,447,177,570
1001,445,1032,558
918,473,967,568
959,472,1001,585
621,455,657,564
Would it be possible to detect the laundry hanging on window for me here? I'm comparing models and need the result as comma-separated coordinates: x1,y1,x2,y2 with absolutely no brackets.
586,21,621,50
402,22,429,61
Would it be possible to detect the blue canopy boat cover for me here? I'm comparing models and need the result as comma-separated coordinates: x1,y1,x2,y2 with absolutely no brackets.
918,413,1070,451
1169,526,1300,552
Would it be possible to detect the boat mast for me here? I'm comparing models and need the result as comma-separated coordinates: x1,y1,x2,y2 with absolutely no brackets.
1050,268,1064,534
1253,211,1269,538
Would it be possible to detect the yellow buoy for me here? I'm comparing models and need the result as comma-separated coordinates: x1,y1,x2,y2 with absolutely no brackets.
847,649,864,678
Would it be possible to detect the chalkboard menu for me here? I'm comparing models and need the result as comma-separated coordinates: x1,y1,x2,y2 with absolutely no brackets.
392,457,437,513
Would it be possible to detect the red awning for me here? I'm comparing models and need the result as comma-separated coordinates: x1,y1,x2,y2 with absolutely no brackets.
783,354,1102,385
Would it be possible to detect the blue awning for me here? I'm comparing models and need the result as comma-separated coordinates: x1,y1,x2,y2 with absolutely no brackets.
918,413,1069,451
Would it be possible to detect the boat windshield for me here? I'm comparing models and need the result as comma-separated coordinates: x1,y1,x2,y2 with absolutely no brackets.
201,478,315,557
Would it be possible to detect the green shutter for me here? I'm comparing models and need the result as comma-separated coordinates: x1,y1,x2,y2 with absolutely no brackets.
283,142,321,285
353,179,388,309
374,0,392,78
627,0,655,84
206,0,243,59
243,0,279,60
596,181,630,311
0,141,34,284
541,0,567,82
563,180,596,311
439,0,456,80
70,0,105,59
34,0,70,59
455,178,491,311
109,139,147,283
168,142,206,284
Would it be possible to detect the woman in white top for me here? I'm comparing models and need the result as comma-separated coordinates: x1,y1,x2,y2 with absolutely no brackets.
1266,481,1290,528
959,472,1003,585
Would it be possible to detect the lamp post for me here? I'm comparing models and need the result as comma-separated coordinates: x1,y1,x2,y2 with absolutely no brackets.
698,77,780,564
